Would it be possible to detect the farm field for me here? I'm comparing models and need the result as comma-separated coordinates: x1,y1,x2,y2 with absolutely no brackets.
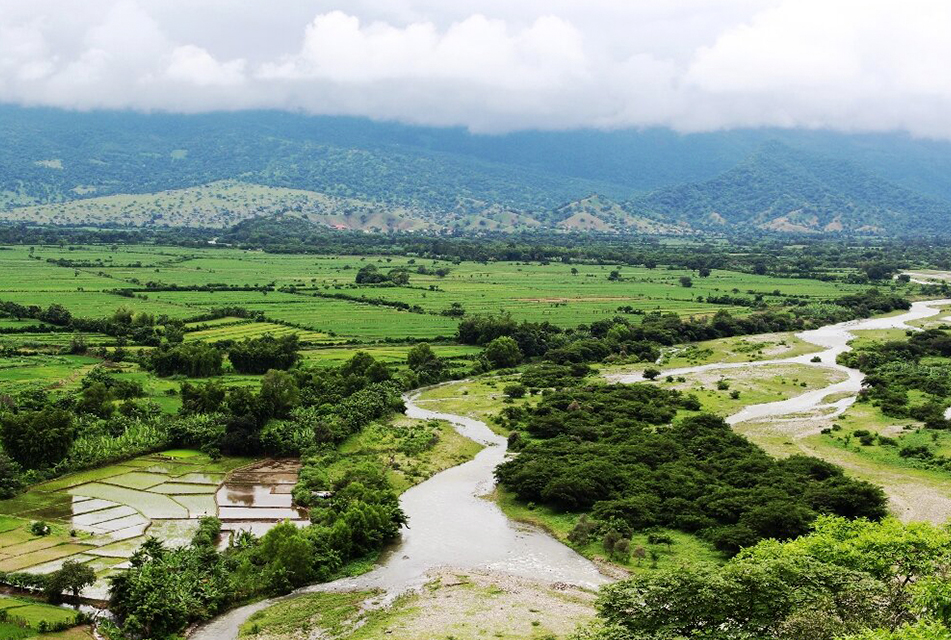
0,355,100,395
0,594,91,639
0,451,254,598
0,245,886,346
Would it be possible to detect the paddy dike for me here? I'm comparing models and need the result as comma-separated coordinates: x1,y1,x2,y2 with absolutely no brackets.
0,452,304,601
217,459,309,539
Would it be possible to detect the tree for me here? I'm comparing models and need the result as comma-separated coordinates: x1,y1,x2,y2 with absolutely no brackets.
165,324,185,344
256,522,315,592
698,266,712,277
504,383,527,398
76,381,114,417
0,408,74,469
0,452,23,498
643,367,661,380
608,270,621,281
679,276,693,288
484,336,522,369
46,560,96,602
229,334,300,375
149,343,223,377
38,303,71,326
406,343,446,385
258,370,300,420
387,268,410,285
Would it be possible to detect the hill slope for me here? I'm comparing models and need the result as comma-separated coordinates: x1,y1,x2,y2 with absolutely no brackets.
4,107,951,235
627,143,951,234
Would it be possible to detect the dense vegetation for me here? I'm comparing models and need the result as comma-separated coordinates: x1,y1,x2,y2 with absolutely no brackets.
841,328,951,426
457,288,910,371
496,386,887,554
577,516,951,640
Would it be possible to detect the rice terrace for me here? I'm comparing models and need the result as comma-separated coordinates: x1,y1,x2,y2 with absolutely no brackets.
6,3,951,638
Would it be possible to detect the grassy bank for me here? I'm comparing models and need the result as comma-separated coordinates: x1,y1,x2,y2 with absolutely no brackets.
491,486,724,576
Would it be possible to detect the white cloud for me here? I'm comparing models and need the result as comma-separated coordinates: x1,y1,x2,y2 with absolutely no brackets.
0,0,950,136
166,45,245,86
259,12,585,91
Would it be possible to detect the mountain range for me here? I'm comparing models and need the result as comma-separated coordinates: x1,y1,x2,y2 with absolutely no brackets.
2,106,951,235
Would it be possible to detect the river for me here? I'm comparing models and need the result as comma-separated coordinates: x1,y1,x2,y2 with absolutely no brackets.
191,297,951,639
608,298,951,424
189,390,607,639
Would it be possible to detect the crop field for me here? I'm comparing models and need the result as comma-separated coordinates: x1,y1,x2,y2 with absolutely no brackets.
0,451,254,597
0,245,886,346
183,321,330,344
299,344,481,368
0,355,100,395
0,594,87,638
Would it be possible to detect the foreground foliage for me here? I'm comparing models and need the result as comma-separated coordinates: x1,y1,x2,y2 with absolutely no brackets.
576,517,951,640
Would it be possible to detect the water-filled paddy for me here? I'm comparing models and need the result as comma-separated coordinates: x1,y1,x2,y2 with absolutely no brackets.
0,449,302,599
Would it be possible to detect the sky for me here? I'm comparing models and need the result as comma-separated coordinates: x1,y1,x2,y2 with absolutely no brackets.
1,0,950,136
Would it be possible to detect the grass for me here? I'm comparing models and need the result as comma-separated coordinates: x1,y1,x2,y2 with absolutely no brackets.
0,356,100,396
299,344,481,369
492,486,724,574
183,322,330,344
655,363,847,417
657,332,823,368
0,598,79,627
336,416,483,493
0,595,88,639
239,591,372,638
847,328,912,350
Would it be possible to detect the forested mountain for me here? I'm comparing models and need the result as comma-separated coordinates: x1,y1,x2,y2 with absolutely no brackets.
3,106,951,235
627,143,951,234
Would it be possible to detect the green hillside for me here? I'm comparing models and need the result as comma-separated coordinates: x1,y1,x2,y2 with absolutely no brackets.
628,142,951,234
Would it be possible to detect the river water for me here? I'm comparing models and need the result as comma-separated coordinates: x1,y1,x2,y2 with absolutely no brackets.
190,390,606,639
191,298,951,639
609,298,951,425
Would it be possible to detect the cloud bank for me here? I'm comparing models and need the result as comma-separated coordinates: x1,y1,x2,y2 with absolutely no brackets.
1,0,950,136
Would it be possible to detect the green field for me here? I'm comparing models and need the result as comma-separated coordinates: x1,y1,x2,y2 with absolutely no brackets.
0,245,886,346
0,595,89,639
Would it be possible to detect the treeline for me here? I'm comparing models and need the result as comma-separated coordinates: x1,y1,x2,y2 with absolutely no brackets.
214,217,926,282
496,386,887,554
144,334,301,377
6,223,951,284
110,506,401,638
0,300,168,346
457,289,911,370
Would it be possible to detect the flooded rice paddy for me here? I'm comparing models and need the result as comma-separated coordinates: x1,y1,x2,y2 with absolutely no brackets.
0,451,298,600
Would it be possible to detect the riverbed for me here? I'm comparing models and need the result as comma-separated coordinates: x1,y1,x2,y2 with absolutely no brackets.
189,390,606,640
609,298,951,426
191,298,951,639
